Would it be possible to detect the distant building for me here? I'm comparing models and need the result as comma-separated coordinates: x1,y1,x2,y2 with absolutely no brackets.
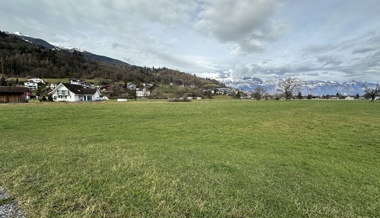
24,81,38,90
69,78,82,86
126,82,137,90
136,88,150,97
0,86,29,103
69,78,94,88
27,78,45,84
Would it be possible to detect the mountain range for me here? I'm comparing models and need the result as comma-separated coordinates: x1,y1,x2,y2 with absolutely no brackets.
214,73,375,96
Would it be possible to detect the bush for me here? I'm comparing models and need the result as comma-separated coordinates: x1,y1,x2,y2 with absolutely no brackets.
167,98,191,102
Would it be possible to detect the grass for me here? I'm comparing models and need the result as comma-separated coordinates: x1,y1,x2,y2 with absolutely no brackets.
0,100,379,217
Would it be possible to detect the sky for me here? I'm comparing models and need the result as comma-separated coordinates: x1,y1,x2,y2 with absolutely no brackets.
1,0,380,82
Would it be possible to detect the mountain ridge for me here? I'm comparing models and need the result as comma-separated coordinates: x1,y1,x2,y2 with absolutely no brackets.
10,31,130,66
0,30,222,91
217,75,375,96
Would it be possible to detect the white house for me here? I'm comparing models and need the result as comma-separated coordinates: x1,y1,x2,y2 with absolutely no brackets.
136,88,151,97
69,78,94,88
27,78,45,84
48,83,101,102
24,81,38,90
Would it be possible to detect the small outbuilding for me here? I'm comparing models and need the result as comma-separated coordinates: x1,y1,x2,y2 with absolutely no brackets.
0,86,29,103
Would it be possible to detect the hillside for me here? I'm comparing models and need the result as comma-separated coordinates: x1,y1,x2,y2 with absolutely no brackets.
0,31,222,89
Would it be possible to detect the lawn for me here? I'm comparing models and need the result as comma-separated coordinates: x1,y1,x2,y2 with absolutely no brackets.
0,100,379,217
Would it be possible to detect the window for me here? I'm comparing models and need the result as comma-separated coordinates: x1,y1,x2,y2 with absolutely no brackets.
58,90,68,95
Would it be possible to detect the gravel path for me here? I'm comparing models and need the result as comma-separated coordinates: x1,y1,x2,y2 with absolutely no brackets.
0,187,26,218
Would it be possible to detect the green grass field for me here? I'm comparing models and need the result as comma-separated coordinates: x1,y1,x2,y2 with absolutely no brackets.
1,100,379,217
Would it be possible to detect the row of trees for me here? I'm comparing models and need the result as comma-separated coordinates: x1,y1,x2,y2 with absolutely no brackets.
250,78,379,101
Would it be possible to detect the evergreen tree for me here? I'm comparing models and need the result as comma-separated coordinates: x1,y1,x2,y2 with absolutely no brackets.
355,93,360,99
297,91,303,99
0,76,6,86
235,91,241,99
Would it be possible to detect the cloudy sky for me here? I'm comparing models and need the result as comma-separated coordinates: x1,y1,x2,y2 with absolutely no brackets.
1,0,380,82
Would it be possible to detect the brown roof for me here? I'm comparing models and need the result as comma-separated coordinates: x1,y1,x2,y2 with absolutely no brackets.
62,83,97,95
0,86,29,93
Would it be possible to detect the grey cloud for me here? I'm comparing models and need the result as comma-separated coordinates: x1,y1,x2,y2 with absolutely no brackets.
1,0,197,41
195,0,286,54
303,45,334,55
145,48,215,72
320,72,334,76
305,33,380,57
306,72,320,77
105,0,198,25
352,47,376,54
349,50,380,77
112,43,121,48
295,32,380,80
317,56,342,67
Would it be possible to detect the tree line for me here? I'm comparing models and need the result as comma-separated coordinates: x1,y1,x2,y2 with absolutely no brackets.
250,77,379,101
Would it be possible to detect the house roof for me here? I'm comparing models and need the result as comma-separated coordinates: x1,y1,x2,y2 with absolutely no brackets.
62,83,97,95
48,83,98,95
0,86,29,93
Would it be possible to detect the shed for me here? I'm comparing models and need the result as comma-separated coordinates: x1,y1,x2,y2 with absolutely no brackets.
0,86,29,103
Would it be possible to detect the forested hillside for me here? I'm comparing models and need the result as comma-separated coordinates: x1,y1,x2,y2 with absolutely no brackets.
0,31,222,88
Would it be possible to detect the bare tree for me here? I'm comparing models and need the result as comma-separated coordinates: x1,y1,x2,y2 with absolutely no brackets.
363,82,379,102
252,86,267,100
276,78,301,100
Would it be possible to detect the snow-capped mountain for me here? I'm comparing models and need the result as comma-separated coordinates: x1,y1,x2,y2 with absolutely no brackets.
216,75,375,96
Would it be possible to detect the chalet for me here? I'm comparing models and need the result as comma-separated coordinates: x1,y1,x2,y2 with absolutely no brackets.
0,86,29,103
48,83,101,102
